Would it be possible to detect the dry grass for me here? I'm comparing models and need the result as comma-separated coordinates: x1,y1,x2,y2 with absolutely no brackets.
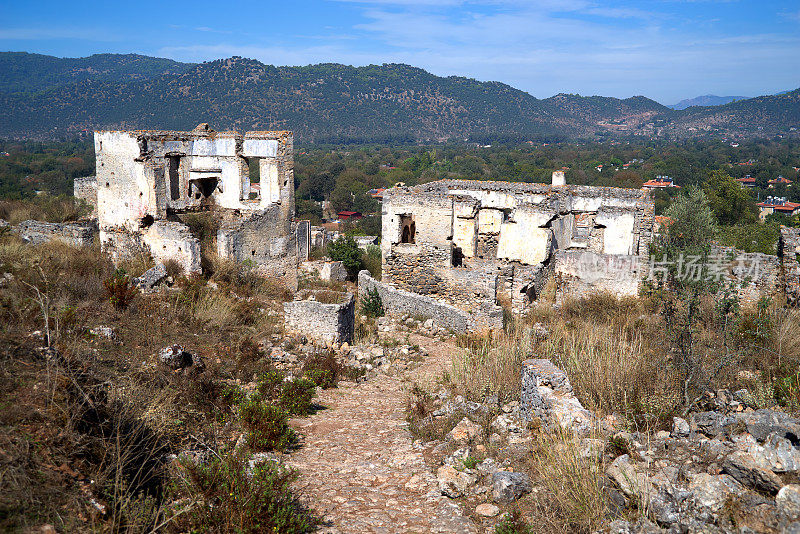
0,196,90,224
451,293,679,425
0,233,308,531
539,320,680,421
524,428,609,534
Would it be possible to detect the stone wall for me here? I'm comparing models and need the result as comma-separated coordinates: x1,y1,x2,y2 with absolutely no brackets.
296,220,311,261
15,220,97,247
141,221,201,274
73,176,98,217
780,227,800,306
554,251,642,303
217,206,298,290
358,270,502,333
711,245,782,304
300,261,348,283
283,290,355,344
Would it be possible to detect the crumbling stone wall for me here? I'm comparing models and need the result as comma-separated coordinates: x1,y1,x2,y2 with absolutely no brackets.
554,251,642,303
141,221,201,274
296,220,311,261
780,226,800,306
380,177,654,321
358,270,502,333
93,125,296,284
15,220,97,247
300,261,348,283
283,290,355,343
73,176,98,217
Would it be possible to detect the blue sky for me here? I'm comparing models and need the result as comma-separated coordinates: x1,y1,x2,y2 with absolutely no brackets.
1,0,798,104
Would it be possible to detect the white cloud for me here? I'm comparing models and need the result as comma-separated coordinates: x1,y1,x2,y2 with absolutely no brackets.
157,0,800,102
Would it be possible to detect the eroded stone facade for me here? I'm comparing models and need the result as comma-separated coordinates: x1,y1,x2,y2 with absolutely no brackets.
380,175,655,323
93,124,297,285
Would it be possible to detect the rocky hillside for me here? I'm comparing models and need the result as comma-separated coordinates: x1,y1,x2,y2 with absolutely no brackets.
0,53,798,142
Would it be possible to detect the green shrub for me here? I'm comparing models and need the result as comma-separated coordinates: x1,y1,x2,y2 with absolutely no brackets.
255,371,317,415
303,351,340,389
279,378,317,416
257,369,285,399
494,510,533,534
238,399,296,451
103,268,137,310
361,244,382,279
171,449,317,533
360,287,384,318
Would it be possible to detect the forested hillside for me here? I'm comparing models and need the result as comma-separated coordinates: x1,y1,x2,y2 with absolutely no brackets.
1,53,797,142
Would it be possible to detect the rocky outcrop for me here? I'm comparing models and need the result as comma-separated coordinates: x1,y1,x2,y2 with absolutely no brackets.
520,358,592,434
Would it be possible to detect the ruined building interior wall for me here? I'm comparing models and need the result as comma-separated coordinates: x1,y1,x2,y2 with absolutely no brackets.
94,127,296,285
380,179,655,318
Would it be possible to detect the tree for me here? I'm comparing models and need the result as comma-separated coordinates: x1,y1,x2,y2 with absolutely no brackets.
662,186,716,256
702,170,757,226
651,186,732,412
327,235,362,279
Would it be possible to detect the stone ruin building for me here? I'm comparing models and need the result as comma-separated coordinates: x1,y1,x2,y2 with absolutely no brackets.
363,172,800,331
369,172,655,328
89,124,298,286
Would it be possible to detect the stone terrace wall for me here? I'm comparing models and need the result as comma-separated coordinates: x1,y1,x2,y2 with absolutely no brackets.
358,270,502,333
283,290,355,344
15,220,97,247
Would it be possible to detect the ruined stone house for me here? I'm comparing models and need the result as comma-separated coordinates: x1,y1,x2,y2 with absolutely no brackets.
90,124,298,286
378,172,655,325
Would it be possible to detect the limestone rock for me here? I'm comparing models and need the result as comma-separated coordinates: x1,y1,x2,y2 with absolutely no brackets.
722,451,782,494
606,454,651,499
491,471,531,503
437,465,476,498
778,485,800,522
672,416,690,438
134,263,167,290
158,345,203,371
474,503,500,517
687,473,745,515
446,417,483,444
520,358,592,434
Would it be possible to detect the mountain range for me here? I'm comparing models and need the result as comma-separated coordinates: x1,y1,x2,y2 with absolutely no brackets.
0,52,798,143
669,95,750,110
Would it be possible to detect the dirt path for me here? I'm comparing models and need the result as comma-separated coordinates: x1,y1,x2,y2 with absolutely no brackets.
287,334,476,534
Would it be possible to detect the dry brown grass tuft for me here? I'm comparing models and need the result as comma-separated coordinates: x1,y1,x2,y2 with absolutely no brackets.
0,196,90,224
451,293,679,424
524,428,609,534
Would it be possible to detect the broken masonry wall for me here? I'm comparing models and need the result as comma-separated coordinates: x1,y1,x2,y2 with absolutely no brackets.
553,251,642,304
780,227,800,306
217,206,298,290
141,221,201,274
73,176,98,217
296,220,311,262
15,220,97,247
283,290,355,344
95,131,159,231
358,271,502,333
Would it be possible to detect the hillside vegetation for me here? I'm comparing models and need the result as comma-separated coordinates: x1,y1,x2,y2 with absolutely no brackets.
1,53,798,142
